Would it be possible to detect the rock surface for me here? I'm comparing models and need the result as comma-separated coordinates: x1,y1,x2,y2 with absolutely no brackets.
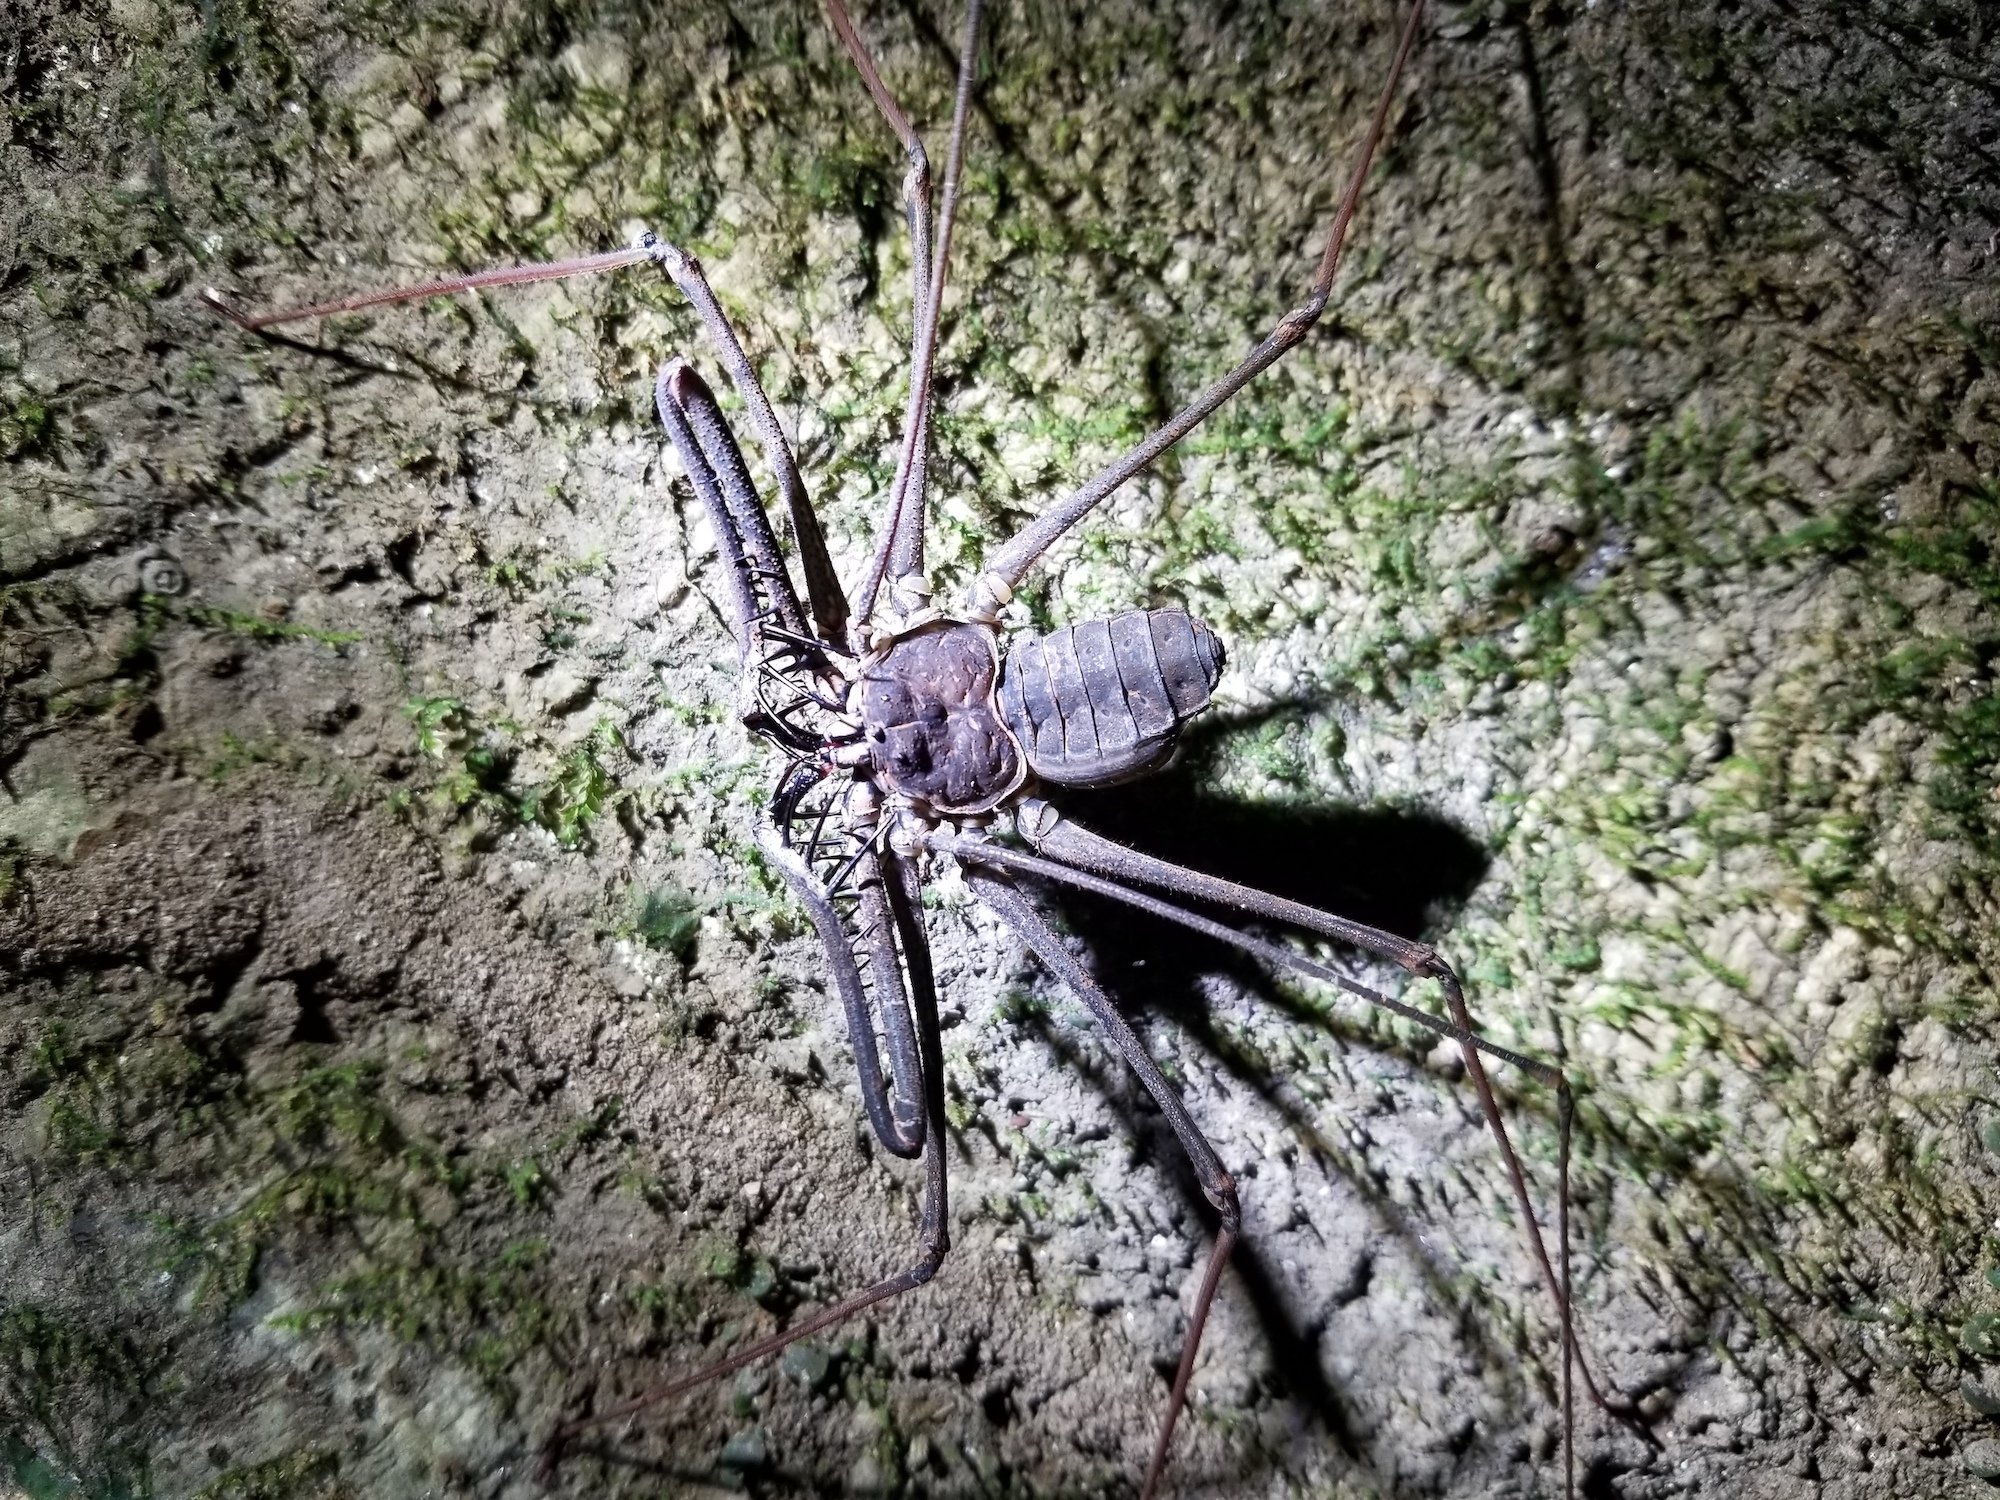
2,0,1998,1496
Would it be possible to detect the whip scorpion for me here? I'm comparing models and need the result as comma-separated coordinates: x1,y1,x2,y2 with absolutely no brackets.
206,0,1612,1490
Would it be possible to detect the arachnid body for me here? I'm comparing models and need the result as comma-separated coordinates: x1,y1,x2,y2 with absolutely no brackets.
206,1,1614,1492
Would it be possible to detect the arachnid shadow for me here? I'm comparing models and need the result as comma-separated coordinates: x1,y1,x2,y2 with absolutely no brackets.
1015,706,1522,1468
1060,705,1490,943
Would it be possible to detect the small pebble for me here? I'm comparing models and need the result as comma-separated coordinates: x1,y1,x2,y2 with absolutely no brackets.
1965,1437,2000,1480
781,1341,831,1390
720,1428,768,1471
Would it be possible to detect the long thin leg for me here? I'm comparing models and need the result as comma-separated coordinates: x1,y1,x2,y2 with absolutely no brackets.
543,845,953,1476
198,247,657,328
835,0,985,630
885,0,981,596
1008,799,1610,1416
927,829,1555,1082
822,0,935,584
942,825,1600,1498
204,234,850,647
969,0,1427,612
541,1218,946,1472
966,866,1238,1500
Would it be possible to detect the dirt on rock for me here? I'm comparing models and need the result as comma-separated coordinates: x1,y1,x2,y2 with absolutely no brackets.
3,760,1155,1498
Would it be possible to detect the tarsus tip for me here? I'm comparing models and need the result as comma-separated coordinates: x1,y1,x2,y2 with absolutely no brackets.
198,288,255,329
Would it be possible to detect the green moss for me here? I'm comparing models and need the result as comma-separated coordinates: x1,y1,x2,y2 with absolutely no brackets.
205,733,298,786
519,717,624,849
500,1157,548,1208
274,1063,398,1154
403,695,465,759
9,966,650,1431
546,1098,623,1159
271,1245,559,1406
402,695,522,830
0,393,53,460
1,1432,151,1500
190,1449,342,1500
146,1062,466,1308
185,605,361,650
628,1280,694,1328
0,1307,149,1434
628,885,702,958
26,1014,225,1171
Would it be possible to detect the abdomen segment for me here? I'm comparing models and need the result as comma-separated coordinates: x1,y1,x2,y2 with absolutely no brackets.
997,609,1225,788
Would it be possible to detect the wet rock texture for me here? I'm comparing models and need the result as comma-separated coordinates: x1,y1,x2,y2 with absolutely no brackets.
2,0,1998,1496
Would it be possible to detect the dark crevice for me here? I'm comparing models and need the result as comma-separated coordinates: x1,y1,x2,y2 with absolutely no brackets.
283,958,343,1044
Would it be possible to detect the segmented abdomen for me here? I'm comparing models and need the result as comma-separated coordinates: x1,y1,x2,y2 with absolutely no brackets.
997,608,1226,788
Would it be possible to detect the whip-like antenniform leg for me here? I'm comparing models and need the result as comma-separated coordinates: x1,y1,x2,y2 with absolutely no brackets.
829,0,985,627
821,0,934,602
966,867,1237,1500
970,0,1428,613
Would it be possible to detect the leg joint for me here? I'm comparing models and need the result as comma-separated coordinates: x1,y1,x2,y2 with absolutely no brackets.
909,1240,949,1288
1205,1172,1242,1236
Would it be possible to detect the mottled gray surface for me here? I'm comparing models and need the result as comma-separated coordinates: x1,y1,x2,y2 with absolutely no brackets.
3,0,1998,1496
